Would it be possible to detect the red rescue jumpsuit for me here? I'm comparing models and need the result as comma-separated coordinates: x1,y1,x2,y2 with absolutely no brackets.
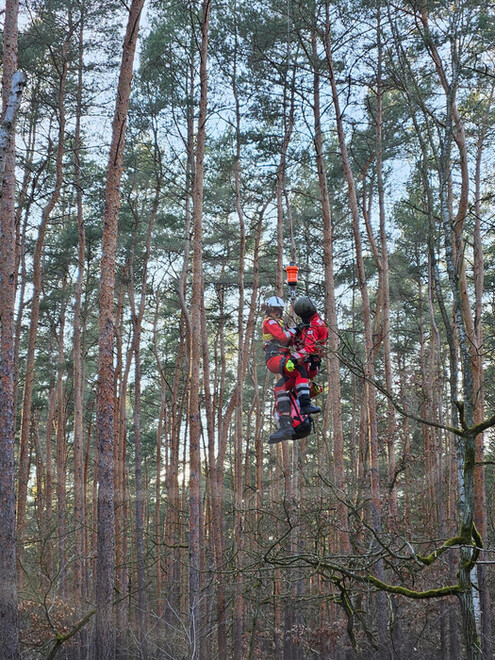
263,314,309,414
291,312,328,378
280,312,328,403
262,314,295,374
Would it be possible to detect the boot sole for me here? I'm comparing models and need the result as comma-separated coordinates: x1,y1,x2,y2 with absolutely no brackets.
268,433,295,444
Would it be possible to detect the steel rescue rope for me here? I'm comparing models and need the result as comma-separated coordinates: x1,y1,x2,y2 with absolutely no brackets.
284,0,299,315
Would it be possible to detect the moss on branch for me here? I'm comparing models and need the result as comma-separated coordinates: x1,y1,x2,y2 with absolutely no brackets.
367,576,462,599
416,535,468,565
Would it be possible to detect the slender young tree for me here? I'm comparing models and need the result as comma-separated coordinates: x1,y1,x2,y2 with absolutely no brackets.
374,5,399,523
472,83,494,659
126,163,162,656
113,280,132,655
310,22,348,554
72,2,87,607
54,275,68,595
188,2,211,656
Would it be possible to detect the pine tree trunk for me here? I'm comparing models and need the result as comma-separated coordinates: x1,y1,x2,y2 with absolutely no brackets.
188,3,211,657
162,328,185,622
95,1,144,656
13,95,38,417
472,84,493,660
132,325,148,658
72,4,87,608
55,287,68,596
233,32,246,657
165,50,193,634
17,35,68,578
114,284,131,658
310,25,348,554
154,385,166,614
44,386,56,587
0,3,22,655
374,8,399,525
127,168,160,657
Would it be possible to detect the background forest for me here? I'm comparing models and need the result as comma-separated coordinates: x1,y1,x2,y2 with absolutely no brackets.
1,0,495,658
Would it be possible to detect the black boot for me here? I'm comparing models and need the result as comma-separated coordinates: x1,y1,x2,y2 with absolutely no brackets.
268,416,294,444
299,395,320,415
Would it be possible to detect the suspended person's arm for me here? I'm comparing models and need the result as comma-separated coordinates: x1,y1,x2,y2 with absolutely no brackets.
291,316,327,361
263,317,296,345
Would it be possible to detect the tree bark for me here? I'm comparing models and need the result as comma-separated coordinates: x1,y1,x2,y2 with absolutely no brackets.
16,33,68,580
188,2,211,657
310,25,348,555
472,83,493,660
0,2,22,656
95,1,144,657
72,3,87,608
114,283,130,658
127,162,161,658
374,7,398,524
55,281,68,596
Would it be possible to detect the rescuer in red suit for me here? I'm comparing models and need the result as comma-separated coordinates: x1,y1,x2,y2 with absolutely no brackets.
263,296,321,443
291,296,329,383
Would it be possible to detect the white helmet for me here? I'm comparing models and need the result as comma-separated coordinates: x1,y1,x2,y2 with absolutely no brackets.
266,296,285,308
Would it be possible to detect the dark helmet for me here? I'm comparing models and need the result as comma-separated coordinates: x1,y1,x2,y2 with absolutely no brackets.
294,296,317,320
